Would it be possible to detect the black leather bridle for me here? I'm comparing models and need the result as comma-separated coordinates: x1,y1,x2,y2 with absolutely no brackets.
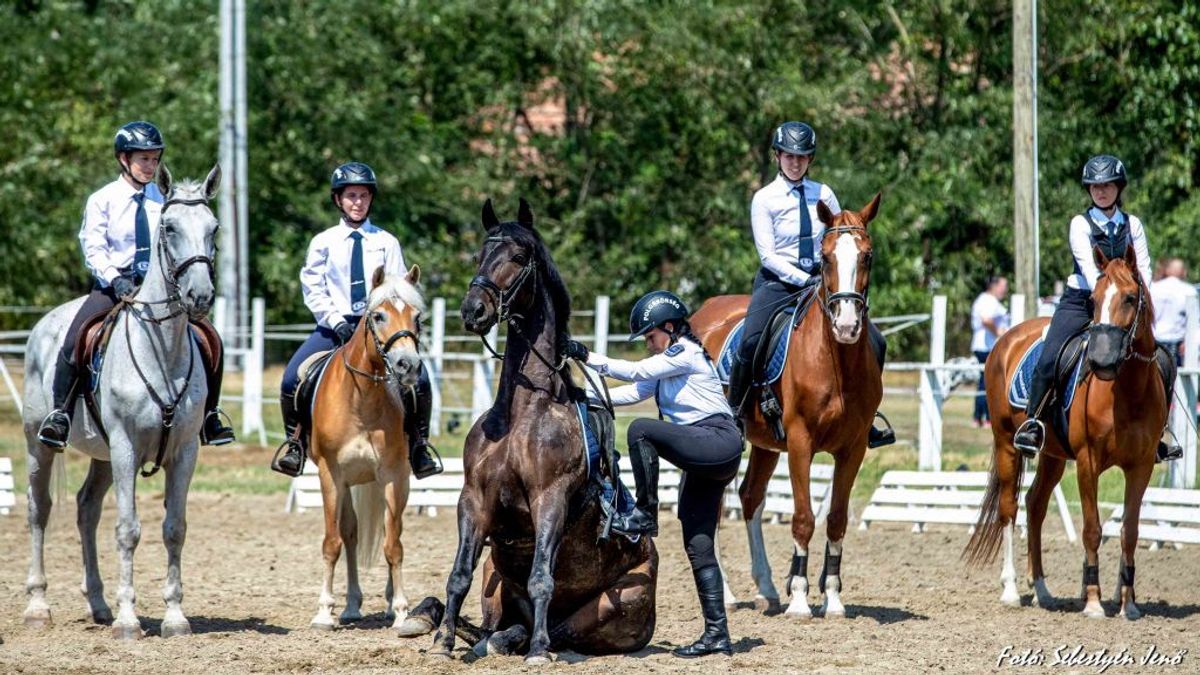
819,225,873,322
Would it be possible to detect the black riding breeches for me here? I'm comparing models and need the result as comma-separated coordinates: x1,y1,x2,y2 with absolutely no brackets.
628,415,742,570
59,286,119,366
1028,288,1092,416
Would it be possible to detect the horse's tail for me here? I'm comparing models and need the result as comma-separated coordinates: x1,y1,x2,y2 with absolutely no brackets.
349,482,386,570
963,442,1024,568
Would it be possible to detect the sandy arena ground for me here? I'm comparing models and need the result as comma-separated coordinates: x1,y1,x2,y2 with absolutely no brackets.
0,476,1196,673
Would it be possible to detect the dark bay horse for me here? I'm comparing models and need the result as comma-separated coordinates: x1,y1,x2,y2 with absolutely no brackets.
307,266,424,631
966,245,1166,619
430,199,657,663
692,193,884,620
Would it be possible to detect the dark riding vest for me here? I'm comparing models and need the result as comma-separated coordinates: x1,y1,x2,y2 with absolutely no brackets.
1072,209,1131,283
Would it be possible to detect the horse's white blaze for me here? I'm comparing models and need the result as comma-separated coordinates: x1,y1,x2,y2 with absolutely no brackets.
1099,283,1117,325
832,233,861,335
785,542,811,617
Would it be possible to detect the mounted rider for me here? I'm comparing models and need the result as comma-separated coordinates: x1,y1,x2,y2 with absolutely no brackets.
37,121,234,449
271,162,442,479
726,121,893,447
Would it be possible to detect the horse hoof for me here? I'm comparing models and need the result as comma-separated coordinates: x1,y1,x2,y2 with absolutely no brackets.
824,608,846,619
754,596,780,613
525,654,555,665
1000,589,1021,608
92,609,114,625
1082,605,1106,619
784,610,813,622
428,648,453,660
310,619,337,632
395,617,435,638
1122,606,1142,621
339,610,364,624
23,608,52,628
161,621,192,638
112,623,143,640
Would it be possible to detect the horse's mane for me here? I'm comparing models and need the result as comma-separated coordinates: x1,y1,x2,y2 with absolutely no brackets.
369,274,426,313
493,221,572,337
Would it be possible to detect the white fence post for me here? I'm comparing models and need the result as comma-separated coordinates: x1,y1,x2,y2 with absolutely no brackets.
918,295,947,471
429,297,446,434
241,298,266,445
593,295,610,357
1171,294,1199,489
1010,293,1026,326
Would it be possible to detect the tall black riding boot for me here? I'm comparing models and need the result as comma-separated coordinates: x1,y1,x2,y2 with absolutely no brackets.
1014,369,1052,458
726,353,752,418
403,369,443,480
1155,345,1182,462
610,438,659,537
673,566,733,658
37,352,78,450
270,394,307,477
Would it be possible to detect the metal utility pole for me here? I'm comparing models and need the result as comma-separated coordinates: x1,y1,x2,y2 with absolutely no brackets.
219,0,248,351
1013,0,1040,320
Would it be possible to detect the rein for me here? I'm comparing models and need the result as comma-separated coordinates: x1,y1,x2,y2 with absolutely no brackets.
123,196,216,324
123,308,198,478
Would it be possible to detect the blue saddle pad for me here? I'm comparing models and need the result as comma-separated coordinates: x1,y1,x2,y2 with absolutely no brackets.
716,310,794,386
1008,337,1086,412
574,402,636,519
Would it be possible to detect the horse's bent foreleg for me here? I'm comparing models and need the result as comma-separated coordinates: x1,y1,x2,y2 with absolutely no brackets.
1116,463,1153,620
109,434,144,640
77,459,114,624
23,439,55,628
821,447,865,619
1025,455,1065,607
524,495,568,663
431,502,488,658
741,446,780,609
160,443,197,637
311,465,343,630
549,547,658,655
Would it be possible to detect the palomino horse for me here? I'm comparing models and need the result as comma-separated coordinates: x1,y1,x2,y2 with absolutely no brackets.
307,266,425,631
966,245,1166,619
428,199,657,663
692,193,884,619
22,166,220,639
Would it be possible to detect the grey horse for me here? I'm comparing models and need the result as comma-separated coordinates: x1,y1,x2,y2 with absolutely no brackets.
21,165,221,640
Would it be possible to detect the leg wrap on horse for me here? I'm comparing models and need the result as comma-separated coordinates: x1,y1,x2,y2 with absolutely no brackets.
818,542,842,594
1082,562,1100,587
1117,560,1135,590
787,553,808,597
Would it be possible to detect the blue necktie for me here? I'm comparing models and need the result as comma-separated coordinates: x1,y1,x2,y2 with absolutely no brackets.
349,230,366,312
793,182,815,273
132,192,151,283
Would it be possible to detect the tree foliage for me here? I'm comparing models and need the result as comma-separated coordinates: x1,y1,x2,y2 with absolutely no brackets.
3,0,1198,358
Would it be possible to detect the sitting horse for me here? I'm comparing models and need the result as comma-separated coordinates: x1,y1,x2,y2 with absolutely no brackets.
305,266,425,631
692,193,885,619
426,199,657,663
966,245,1167,619
21,165,221,639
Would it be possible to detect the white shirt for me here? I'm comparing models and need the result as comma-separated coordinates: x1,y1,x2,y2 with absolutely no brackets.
584,339,732,425
1067,208,1152,291
1151,276,1197,342
301,219,406,329
78,177,165,286
750,174,841,286
970,292,1009,353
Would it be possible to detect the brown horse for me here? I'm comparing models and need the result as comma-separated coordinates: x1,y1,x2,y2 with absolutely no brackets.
427,199,656,663
306,266,425,631
692,193,884,620
965,245,1166,619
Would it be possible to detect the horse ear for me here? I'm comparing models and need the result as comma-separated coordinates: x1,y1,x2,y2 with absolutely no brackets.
816,199,834,225
156,164,173,198
1093,244,1110,271
372,265,386,289
405,264,421,285
1123,243,1139,278
517,198,534,229
860,192,882,226
203,164,221,201
482,199,499,229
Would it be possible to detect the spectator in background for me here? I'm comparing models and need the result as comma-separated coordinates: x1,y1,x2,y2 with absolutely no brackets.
1151,257,1196,365
970,276,1010,427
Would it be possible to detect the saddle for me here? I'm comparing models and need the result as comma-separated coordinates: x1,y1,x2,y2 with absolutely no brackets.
294,349,337,432
716,282,820,387
1008,329,1089,454
574,401,638,541
75,309,222,394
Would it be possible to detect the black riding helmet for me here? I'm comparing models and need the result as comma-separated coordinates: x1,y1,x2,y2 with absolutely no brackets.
772,121,817,156
114,121,164,184
1081,155,1127,188
330,161,377,221
628,290,689,341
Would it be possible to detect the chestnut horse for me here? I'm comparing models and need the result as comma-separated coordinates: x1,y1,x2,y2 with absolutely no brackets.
428,199,657,663
306,266,425,631
965,245,1166,619
692,193,884,620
